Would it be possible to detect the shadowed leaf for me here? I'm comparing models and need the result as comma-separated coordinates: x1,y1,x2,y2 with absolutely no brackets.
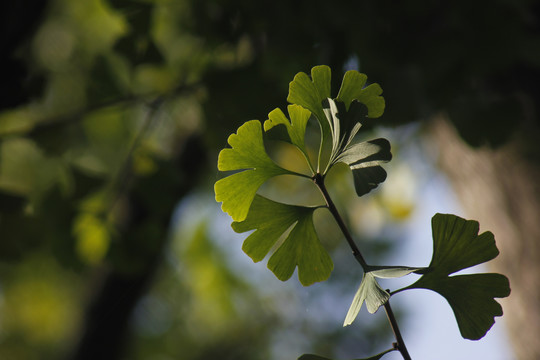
322,98,392,196
403,213,511,340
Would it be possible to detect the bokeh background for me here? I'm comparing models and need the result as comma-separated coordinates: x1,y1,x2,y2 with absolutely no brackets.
1,1,540,359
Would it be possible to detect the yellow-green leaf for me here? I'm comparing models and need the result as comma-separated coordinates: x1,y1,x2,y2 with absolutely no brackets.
215,120,292,221
232,195,333,286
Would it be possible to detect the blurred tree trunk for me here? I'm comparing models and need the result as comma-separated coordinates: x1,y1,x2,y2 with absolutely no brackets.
427,116,540,360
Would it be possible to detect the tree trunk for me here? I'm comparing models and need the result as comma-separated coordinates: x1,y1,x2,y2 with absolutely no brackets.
427,116,540,360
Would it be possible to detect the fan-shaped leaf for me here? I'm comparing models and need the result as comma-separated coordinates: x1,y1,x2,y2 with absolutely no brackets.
287,66,386,172
287,65,331,131
425,213,499,276
287,65,385,126
264,104,313,168
215,120,292,221
337,70,385,118
403,213,511,340
232,195,333,286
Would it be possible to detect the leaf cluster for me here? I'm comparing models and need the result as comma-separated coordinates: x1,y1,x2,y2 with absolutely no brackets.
214,65,510,359
215,65,389,285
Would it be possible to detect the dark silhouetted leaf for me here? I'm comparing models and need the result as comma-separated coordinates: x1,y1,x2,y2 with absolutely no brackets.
402,213,511,340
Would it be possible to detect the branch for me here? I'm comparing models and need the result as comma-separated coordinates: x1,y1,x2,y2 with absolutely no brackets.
384,298,412,360
313,172,413,360
312,172,368,270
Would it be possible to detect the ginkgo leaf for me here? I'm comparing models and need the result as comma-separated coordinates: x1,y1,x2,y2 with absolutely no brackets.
338,138,392,197
422,213,499,275
322,98,392,196
288,65,385,126
232,195,333,286
287,65,332,137
336,70,385,118
215,120,293,221
344,266,421,326
400,213,511,340
264,104,313,168
416,273,509,340
287,66,386,171
344,272,389,325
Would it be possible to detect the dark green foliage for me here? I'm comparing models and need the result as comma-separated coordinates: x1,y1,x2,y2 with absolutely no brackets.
400,214,511,340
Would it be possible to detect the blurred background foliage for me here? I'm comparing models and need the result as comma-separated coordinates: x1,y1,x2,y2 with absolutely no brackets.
1,0,539,359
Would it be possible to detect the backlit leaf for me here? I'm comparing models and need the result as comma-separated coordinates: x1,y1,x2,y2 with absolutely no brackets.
287,66,386,172
264,104,313,169
344,266,421,326
215,120,293,221
336,70,385,118
344,272,389,325
288,65,385,127
232,195,333,286
322,98,392,196
287,65,332,136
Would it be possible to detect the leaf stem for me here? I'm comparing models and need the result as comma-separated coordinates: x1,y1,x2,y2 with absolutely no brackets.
313,172,413,360
384,298,412,360
312,173,368,270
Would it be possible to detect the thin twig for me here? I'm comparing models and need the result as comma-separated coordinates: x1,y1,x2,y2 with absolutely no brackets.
313,172,413,360
312,172,368,270
384,299,412,360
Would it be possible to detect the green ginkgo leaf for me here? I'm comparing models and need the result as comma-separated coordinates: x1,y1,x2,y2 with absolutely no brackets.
215,120,293,221
232,195,333,286
288,66,385,133
336,70,385,117
264,104,313,169
287,66,386,172
287,65,332,138
401,213,511,340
